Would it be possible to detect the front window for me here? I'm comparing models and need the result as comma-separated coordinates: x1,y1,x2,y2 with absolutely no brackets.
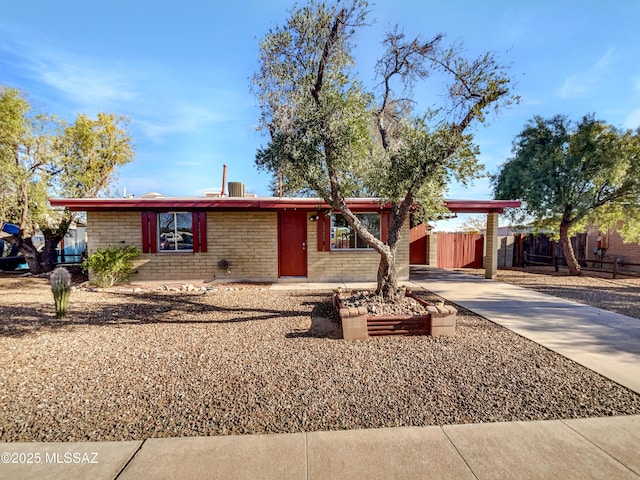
158,212,193,251
330,213,380,250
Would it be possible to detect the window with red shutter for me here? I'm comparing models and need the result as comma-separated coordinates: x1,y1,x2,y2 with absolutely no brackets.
141,211,206,253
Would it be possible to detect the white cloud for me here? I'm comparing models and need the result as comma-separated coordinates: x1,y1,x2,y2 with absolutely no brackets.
135,103,232,141
556,48,616,99
1,36,239,144
1,39,141,113
39,56,139,109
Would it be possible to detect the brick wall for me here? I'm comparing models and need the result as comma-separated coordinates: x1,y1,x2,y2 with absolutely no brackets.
586,225,640,265
87,210,410,283
87,211,141,252
207,211,278,282
87,211,278,282
307,213,410,281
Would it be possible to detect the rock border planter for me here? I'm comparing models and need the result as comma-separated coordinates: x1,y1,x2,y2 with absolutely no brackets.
334,289,457,340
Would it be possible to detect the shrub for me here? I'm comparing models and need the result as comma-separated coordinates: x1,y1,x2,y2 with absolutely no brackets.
50,266,71,318
83,245,141,287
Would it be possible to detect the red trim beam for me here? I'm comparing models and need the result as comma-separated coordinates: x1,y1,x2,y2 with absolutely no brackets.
49,197,520,213
48,197,387,212
443,200,521,213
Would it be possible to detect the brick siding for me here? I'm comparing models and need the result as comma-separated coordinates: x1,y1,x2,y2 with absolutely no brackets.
586,225,640,265
307,213,410,281
87,210,410,283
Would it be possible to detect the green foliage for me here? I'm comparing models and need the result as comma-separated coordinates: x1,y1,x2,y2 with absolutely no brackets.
50,266,71,318
0,87,57,236
493,115,640,240
252,0,515,210
83,245,141,287
251,0,516,298
0,85,134,273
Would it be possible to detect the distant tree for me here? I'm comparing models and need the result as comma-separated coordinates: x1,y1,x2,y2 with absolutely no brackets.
0,86,134,273
493,114,640,275
252,0,516,301
459,216,487,233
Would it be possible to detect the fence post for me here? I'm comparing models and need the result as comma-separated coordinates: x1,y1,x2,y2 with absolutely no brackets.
613,259,618,279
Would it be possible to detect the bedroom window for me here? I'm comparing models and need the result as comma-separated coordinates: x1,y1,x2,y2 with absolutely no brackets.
330,213,380,250
141,211,207,253
158,212,193,251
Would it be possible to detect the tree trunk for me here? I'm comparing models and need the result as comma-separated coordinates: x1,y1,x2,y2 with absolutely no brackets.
4,234,62,274
376,248,403,302
15,237,44,274
559,219,581,276
41,235,63,272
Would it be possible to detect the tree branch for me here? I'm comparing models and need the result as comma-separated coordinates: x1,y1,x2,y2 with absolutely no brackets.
311,7,346,104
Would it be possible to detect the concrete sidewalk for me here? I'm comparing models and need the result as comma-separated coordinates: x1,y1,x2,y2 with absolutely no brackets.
2,415,639,479
408,266,640,395
3,267,640,480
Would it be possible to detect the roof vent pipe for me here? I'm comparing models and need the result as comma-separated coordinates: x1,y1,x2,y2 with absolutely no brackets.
221,164,227,196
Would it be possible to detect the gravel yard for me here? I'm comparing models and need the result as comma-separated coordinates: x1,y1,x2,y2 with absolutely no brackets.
456,266,640,319
1,272,640,442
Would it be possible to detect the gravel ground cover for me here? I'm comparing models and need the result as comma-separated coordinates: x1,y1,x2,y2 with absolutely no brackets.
1,272,639,442
456,266,640,319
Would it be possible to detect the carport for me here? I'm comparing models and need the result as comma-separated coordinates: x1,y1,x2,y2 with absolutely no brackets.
443,200,521,279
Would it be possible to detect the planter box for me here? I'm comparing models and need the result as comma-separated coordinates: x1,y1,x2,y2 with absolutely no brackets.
334,290,457,340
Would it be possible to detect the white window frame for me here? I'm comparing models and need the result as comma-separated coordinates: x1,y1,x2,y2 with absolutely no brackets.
330,213,380,250
157,212,193,252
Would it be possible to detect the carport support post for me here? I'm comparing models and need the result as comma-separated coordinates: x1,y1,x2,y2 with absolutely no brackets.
485,212,498,279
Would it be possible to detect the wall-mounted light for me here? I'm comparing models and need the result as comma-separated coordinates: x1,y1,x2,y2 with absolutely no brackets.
309,215,320,222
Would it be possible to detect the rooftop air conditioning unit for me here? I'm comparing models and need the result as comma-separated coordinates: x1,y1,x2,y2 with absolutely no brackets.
228,182,245,197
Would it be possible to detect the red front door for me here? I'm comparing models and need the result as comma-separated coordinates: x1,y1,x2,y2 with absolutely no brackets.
278,211,307,277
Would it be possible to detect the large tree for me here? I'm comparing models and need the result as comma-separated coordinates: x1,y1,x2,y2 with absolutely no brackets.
0,86,134,273
493,114,640,275
252,0,516,301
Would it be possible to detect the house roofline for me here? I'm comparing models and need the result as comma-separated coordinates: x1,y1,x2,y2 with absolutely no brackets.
49,196,521,214
443,199,522,213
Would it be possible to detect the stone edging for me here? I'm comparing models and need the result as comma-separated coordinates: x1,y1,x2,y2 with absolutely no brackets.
334,289,457,340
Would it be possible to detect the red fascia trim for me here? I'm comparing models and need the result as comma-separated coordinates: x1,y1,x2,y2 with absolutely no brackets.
48,197,391,212
50,197,520,213
444,200,521,213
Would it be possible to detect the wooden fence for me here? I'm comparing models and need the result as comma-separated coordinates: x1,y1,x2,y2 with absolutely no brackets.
521,253,640,279
436,233,484,268
512,233,586,268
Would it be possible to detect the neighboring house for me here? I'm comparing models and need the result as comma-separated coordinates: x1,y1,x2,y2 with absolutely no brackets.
585,225,640,266
50,192,519,283
0,222,87,270
31,222,88,264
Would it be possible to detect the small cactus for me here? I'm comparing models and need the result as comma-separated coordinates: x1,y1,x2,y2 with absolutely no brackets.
50,267,72,319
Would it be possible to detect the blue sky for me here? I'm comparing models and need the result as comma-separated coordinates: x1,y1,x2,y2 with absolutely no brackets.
2,1,640,229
